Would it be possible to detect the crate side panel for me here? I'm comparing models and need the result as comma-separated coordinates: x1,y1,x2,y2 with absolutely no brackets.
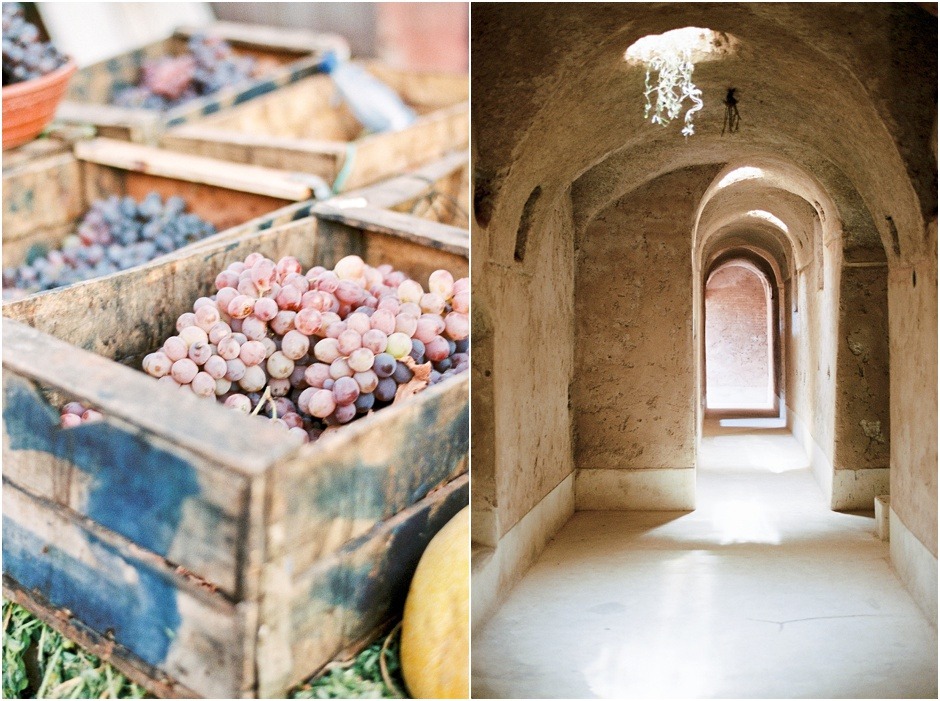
2,151,84,241
2,372,247,594
257,474,469,697
2,482,241,698
267,374,469,567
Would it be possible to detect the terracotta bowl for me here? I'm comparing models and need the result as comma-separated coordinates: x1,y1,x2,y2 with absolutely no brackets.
2,58,77,150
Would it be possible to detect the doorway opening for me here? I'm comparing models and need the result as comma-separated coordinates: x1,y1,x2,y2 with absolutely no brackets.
704,258,777,414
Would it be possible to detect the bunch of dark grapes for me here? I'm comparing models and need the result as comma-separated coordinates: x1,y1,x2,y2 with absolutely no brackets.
2,2,68,86
113,34,256,110
2,192,216,299
142,253,470,444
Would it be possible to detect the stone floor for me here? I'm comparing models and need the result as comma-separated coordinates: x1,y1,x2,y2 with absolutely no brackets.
472,427,938,699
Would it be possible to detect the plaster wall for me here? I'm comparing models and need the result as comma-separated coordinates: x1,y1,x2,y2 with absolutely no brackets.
889,253,938,559
573,167,718,507
478,190,576,538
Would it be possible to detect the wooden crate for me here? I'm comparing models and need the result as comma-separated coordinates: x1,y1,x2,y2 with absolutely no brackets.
2,137,321,279
1,210,470,698
2,126,95,261
55,22,347,144
162,62,469,193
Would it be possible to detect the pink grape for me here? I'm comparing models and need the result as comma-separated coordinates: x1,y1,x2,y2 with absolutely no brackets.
225,358,247,382
329,357,353,379
444,311,469,340
275,285,302,311
394,313,418,336
335,255,365,280
82,409,103,423
305,363,332,388
414,315,445,344
239,340,267,366
377,296,401,314
333,403,356,424
252,297,278,321
261,337,277,359
61,413,82,428
216,270,239,289
277,256,302,277
281,330,309,360
271,310,297,335
452,291,469,313
241,316,268,342
217,336,241,360
208,321,232,344
337,329,362,355
289,364,308,388
294,308,322,336
179,325,209,348
239,364,267,392
267,351,294,379
362,329,388,354
308,389,336,418
313,338,341,363
188,341,212,365
63,402,85,416
215,378,232,395
225,394,252,413
428,269,454,298
143,352,172,378
453,277,469,295
203,355,228,380
191,372,216,398
398,279,423,303
399,302,422,317
425,335,451,362
163,336,187,361
325,321,347,339
269,378,292,397
346,312,371,335
332,376,360,405
282,272,309,292
335,280,364,305
354,369,379,393
288,427,309,442
228,295,255,319
420,292,446,315
176,312,197,331
369,309,396,335
348,347,374,373
195,304,220,330
282,412,304,429
171,358,198,384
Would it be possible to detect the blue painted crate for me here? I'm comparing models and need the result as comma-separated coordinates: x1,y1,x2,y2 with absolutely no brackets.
2,210,469,697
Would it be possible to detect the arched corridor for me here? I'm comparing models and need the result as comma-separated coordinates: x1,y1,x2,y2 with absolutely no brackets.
470,4,936,697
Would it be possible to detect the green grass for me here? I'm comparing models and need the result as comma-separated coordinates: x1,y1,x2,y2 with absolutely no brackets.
3,601,407,699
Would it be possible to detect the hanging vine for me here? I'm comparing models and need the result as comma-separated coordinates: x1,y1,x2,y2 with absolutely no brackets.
642,47,703,137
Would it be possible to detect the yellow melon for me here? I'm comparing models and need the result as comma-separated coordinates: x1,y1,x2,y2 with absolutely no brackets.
400,506,469,699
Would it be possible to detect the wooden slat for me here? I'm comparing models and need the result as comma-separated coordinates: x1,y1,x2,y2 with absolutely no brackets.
75,138,314,201
265,373,469,568
257,473,469,697
3,481,242,699
2,151,83,241
312,202,470,257
174,22,349,59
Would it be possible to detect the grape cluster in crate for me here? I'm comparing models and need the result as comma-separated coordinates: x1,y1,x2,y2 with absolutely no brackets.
134,252,469,443
1,2,67,86
2,192,216,300
113,34,257,111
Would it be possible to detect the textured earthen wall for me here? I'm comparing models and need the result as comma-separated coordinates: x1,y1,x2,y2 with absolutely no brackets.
705,265,771,405
834,267,891,471
889,251,938,557
574,167,717,471
473,186,576,539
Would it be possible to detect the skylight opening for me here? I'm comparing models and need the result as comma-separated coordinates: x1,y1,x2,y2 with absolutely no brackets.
717,167,764,189
624,27,737,138
746,210,789,234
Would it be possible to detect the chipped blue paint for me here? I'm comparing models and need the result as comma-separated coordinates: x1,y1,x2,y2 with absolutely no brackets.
308,480,467,624
3,377,200,558
3,513,180,665
310,396,469,520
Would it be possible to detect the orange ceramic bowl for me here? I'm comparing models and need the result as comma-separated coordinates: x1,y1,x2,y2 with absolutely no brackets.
2,58,77,150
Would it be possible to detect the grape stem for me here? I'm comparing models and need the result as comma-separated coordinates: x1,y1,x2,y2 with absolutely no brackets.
250,386,277,420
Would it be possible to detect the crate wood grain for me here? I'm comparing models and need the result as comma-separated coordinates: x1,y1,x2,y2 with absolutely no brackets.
2,137,321,277
162,62,468,193
55,23,347,144
2,126,95,256
2,212,469,697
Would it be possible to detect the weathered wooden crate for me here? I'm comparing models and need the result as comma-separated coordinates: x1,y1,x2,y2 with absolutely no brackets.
55,22,347,144
2,137,322,276
161,62,468,193
2,126,95,262
1,210,469,698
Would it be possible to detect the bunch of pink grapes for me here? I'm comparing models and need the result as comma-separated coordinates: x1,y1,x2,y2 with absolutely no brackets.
141,253,469,443
59,402,104,428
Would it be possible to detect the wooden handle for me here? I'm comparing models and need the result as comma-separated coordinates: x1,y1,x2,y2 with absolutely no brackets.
74,137,314,201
